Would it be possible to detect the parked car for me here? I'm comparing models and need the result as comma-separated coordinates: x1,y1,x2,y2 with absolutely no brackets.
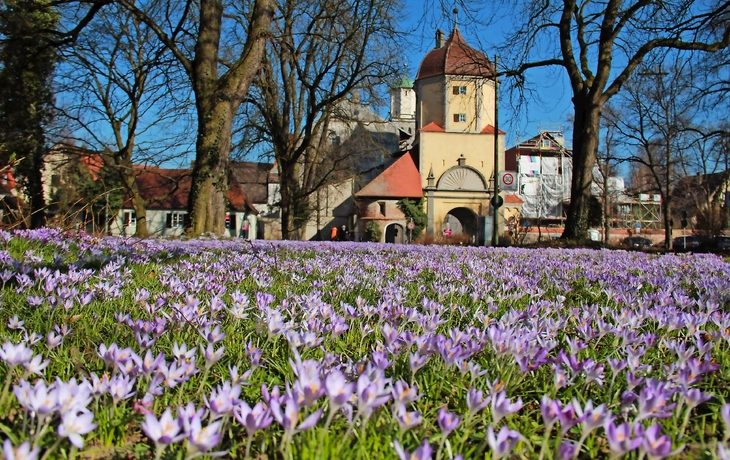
714,236,730,250
672,235,701,250
620,236,653,248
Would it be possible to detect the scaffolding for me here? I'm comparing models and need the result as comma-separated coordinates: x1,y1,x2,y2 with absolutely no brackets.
615,194,663,230
515,131,572,222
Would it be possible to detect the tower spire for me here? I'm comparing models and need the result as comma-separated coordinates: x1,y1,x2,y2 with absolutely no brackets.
453,6,459,30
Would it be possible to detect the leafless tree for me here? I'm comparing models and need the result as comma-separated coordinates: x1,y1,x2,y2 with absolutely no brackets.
603,66,698,249
594,114,623,244
104,0,275,236
244,0,401,239
55,3,193,236
439,0,730,241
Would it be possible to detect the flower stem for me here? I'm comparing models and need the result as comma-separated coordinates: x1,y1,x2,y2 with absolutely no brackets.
0,366,15,411
39,438,63,460
539,424,553,460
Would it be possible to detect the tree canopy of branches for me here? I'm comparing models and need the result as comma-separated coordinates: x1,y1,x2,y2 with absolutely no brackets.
0,0,58,228
497,0,730,241
56,3,193,237
604,65,700,249
243,0,401,239
105,0,274,236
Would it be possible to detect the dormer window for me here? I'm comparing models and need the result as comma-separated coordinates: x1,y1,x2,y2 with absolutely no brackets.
452,85,467,95
541,139,551,148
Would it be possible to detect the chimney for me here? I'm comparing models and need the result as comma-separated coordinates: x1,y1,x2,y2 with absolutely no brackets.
435,29,445,48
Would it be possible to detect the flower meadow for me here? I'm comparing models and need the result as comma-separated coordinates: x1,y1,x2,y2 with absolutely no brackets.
1,229,730,460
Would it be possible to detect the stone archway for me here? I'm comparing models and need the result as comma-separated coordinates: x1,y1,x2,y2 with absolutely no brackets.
385,223,405,243
443,207,478,243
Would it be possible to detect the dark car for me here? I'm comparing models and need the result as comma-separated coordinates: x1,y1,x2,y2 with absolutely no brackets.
621,236,653,248
672,235,701,250
714,236,730,250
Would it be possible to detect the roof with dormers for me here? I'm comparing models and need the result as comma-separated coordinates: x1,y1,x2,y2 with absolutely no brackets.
355,152,423,198
416,28,495,81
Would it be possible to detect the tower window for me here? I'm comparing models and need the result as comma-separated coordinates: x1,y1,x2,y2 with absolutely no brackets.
378,202,386,216
452,85,467,95
453,113,467,123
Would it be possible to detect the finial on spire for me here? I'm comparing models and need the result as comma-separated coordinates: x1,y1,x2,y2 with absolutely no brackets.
453,6,459,30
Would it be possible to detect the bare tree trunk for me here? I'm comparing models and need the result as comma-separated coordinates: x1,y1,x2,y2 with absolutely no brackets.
603,172,610,245
563,94,601,240
278,160,299,240
27,146,47,229
185,0,273,236
188,103,233,235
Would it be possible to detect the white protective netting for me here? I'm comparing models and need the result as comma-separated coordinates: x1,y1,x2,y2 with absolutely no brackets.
518,157,572,219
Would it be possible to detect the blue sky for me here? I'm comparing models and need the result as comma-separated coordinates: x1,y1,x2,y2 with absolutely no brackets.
397,0,575,149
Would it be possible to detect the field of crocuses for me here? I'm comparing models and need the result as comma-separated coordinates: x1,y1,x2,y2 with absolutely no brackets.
2,228,730,460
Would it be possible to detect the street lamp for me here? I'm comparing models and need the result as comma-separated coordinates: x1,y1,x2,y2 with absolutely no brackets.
491,54,503,246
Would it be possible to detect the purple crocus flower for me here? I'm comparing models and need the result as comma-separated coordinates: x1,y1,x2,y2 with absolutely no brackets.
356,370,391,420
2,439,39,460
57,409,97,448
0,342,33,368
437,407,461,438
55,378,92,413
541,395,561,430
409,352,429,374
636,380,676,421
486,425,525,460
466,387,491,415
641,424,683,460
107,375,136,404
682,388,712,410
201,343,225,369
719,443,730,460
574,398,608,434
46,332,63,349
233,401,273,438
604,418,643,457
141,408,185,445
558,441,577,460
205,381,241,417
185,415,226,458
391,380,420,409
270,396,322,436
14,379,56,416
23,354,49,376
393,439,433,460
491,390,523,425
395,405,422,433
325,370,354,410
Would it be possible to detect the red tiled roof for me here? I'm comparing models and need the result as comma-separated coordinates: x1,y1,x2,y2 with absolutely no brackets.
355,152,423,198
416,29,495,81
420,122,445,132
504,194,524,204
480,125,507,135
124,168,257,213
80,154,105,181
0,169,16,197
230,162,273,204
